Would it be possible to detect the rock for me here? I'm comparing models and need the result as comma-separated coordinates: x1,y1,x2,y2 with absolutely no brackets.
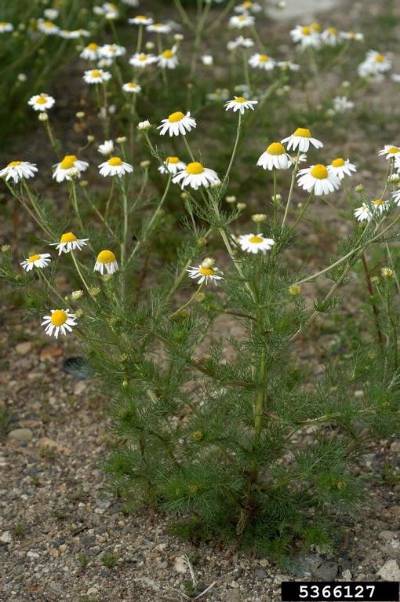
74,381,87,396
16,341,32,355
390,441,400,453
38,437,70,455
342,569,352,580
377,560,400,580
86,587,99,596
379,530,398,542
40,345,63,361
255,567,267,579
223,590,241,602
174,555,187,574
313,561,338,581
0,531,12,544
8,428,33,443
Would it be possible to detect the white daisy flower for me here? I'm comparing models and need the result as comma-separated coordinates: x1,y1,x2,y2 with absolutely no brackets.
42,309,77,339
80,42,101,60
378,145,400,162
290,24,321,49
99,44,126,59
358,50,392,79
201,54,214,66
370,198,390,215
297,164,341,196
94,249,119,275
28,93,55,112
238,233,275,254
21,253,51,272
37,19,60,35
129,52,157,68
249,53,275,70
229,14,255,29
187,258,223,285
98,156,133,177
44,9,59,20
227,36,254,51
53,155,89,182
94,2,119,19
122,0,139,6
158,156,186,175
158,111,196,137
234,1,262,13
225,96,258,114
333,96,354,113
129,16,154,26
60,29,90,39
392,190,400,206
122,82,142,94
327,157,357,180
341,31,364,42
173,162,220,190
321,27,341,46
0,161,38,183
282,128,323,153
354,203,372,223
257,142,292,171
277,61,300,72
147,23,172,34
98,140,114,155
0,22,14,33
158,48,179,69
51,232,89,255
83,69,111,84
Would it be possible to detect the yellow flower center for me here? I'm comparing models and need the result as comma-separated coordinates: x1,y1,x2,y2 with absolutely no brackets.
36,95,48,105
97,249,116,264
108,156,123,166
87,42,98,50
60,232,77,243
249,235,263,244
8,161,22,167
90,69,102,78
388,146,400,154
28,254,41,263
234,96,246,103
43,21,55,28
294,127,311,138
258,54,270,62
138,53,147,61
162,49,174,59
374,54,385,63
310,164,328,179
301,26,311,35
327,27,337,35
310,22,321,32
243,1,253,7
331,158,345,167
168,111,185,123
50,310,68,327
186,162,205,175
267,142,285,155
60,155,77,170
372,198,384,206
136,15,146,20
199,266,215,276
166,156,180,164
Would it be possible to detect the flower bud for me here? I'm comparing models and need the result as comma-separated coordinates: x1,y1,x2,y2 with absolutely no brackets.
38,112,48,121
237,202,247,210
289,284,301,296
140,160,150,168
80,180,88,187
381,267,394,279
355,184,364,193
116,136,127,144
201,257,215,268
225,195,236,203
87,134,95,142
145,41,155,50
252,213,267,223
76,111,85,119
138,120,151,130
71,290,84,300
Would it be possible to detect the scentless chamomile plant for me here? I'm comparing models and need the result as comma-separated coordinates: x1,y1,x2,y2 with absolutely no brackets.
1,0,400,561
